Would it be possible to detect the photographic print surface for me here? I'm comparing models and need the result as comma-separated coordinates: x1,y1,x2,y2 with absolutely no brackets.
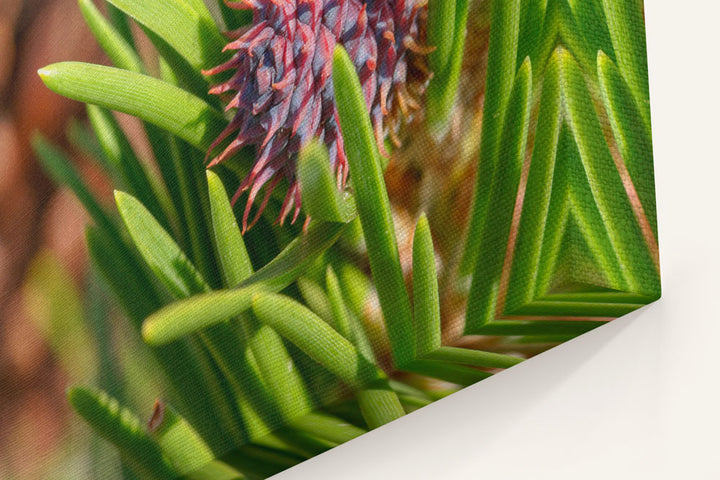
6,0,659,478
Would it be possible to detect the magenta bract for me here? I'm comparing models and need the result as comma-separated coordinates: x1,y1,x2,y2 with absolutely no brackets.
205,0,431,231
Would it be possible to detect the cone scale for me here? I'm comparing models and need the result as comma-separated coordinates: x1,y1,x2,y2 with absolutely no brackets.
205,0,432,231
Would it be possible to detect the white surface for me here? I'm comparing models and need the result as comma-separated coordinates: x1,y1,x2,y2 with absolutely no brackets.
274,1,720,478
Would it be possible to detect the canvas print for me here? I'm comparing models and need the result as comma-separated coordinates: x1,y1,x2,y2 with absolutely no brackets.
1,0,660,478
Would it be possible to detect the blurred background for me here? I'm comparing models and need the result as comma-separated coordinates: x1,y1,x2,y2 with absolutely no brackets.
0,1,108,477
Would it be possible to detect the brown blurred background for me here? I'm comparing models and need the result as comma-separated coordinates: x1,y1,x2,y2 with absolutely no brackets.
0,1,106,477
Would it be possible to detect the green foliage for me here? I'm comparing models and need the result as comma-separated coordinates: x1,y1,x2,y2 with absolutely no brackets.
33,134,117,235
103,0,224,73
23,252,98,382
298,140,356,223
206,171,253,286
68,387,177,479
78,0,144,73
425,0,470,134
38,63,225,151
87,105,170,229
333,45,415,367
142,220,346,344
116,190,207,299
35,1,659,478
412,214,441,356
148,401,215,475
462,0,660,335
461,0,522,274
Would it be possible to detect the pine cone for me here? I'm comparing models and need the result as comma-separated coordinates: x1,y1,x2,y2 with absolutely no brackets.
205,0,432,231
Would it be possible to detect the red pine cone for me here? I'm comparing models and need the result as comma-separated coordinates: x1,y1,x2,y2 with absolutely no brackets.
205,0,432,231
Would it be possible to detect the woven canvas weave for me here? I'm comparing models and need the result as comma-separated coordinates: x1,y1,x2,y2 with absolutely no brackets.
4,0,659,478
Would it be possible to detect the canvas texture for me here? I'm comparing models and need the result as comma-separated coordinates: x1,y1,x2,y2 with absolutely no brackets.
3,0,659,478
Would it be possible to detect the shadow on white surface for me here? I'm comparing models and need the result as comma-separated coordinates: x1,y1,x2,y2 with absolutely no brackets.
274,303,677,479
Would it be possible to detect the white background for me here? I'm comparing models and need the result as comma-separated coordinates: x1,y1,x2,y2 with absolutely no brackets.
275,1,720,478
